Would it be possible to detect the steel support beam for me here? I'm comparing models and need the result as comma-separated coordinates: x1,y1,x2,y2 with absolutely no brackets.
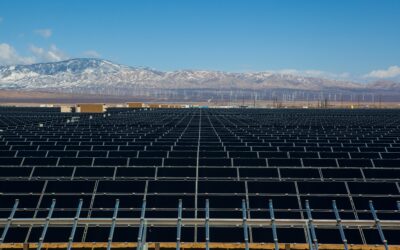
1,218,400,229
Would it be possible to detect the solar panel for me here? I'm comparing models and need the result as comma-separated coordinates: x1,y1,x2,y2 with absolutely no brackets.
198,167,237,178
322,168,363,179
373,159,400,167
239,168,278,178
58,157,93,166
268,158,302,167
0,167,31,177
164,158,197,166
22,157,58,166
247,181,296,194
16,151,47,157
0,181,44,193
0,107,399,246
97,180,146,193
93,157,128,166
280,168,320,178
32,167,73,177
148,181,195,194
45,180,95,193
74,167,115,177
348,182,398,195
47,150,77,157
116,167,155,178
0,157,23,166
298,182,347,194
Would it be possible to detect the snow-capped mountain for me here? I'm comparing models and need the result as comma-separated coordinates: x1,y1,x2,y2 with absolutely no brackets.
0,58,165,89
0,58,397,93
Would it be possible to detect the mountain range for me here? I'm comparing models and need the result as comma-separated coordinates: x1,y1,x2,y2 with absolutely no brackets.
0,58,399,95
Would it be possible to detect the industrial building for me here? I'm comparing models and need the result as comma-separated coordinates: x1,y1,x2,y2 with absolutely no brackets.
76,103,106,113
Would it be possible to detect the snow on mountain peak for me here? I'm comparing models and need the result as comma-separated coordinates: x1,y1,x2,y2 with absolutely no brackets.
0,58,397,93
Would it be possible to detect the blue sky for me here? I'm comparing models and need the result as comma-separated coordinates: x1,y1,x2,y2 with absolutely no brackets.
0,0,400,80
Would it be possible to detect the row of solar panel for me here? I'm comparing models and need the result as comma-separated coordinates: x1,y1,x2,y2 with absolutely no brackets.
2,140,399,147
1,166,399,180
1,150,400,159
1,194,399,213
2,149,400,161
1,197,399,225
2,128,398,136
0,142,398,148
2,138,397,144
0,157,399,167
2,131,398,138
3,226,399,244
3,130,397,137
2,116,398,126
0,180,398,194
3,115,398,126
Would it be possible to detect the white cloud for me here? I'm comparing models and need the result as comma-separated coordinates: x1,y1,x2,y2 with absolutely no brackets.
0,43,35,65
0,43,69,65
34,28,52,38
29,44,68,62
83,50,101,58
364,66,400,79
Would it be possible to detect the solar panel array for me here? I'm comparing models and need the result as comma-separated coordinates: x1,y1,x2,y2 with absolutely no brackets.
0,107,399,246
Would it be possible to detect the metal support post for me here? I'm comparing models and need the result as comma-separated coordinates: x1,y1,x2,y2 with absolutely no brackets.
369,201,388,250
176,199,183,250
137,200,147,250
305,200,318,250
269,199,279,250
37,199,56,250
205,199,210,250
107,199,120,250
332,200,348,250
67,199,83,250
0,199,19,243
241,199,250,250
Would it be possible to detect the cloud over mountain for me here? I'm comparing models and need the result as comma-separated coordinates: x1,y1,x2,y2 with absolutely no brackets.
365,66,400,79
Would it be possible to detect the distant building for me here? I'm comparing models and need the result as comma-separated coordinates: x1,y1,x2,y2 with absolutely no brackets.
76,103,106,113
148,103,161,108
127,102,146,108
60,105,72,113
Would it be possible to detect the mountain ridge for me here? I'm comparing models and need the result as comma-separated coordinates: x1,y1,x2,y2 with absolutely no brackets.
0,58,398,93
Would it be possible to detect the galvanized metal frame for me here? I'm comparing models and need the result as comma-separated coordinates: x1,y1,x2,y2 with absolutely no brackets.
0,198,399,247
